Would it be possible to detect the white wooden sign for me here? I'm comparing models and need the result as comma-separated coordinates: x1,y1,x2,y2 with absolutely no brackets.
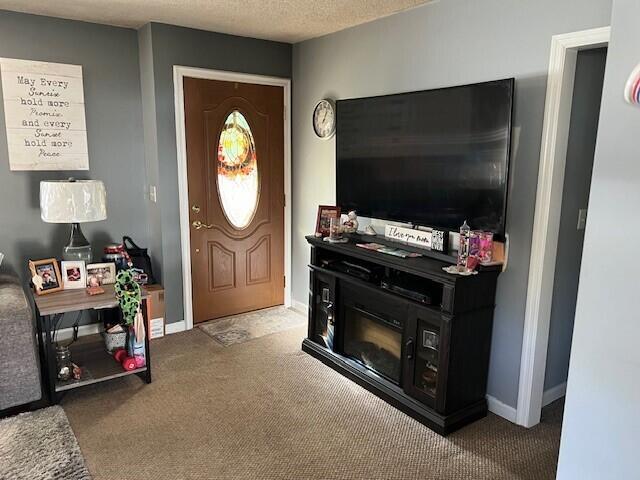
0,58,89,171
385,225,432,249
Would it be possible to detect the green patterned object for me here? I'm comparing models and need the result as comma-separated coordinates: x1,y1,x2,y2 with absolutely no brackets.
114,270,141,326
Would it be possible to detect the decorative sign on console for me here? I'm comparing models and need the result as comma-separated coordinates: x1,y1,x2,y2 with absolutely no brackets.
384,225,449,253
385,225,433,249
0,58,89,171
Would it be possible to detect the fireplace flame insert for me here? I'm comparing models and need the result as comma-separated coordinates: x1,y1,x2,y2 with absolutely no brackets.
342,304,404,384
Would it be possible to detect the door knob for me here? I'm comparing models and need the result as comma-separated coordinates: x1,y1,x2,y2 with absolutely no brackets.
192,220,213,230
191,205,201,213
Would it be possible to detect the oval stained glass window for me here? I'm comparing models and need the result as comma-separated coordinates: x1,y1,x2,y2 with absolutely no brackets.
216,110,259,229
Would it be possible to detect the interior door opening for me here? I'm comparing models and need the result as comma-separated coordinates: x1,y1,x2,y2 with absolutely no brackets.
542,46,607,428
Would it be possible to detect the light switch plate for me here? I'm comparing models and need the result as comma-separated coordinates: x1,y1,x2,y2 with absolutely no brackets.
149,185,157,203
577,208,588,230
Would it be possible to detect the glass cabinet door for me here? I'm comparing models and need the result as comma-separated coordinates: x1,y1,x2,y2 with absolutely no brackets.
413,323,440,397
403,305,449,411
309,270,336,350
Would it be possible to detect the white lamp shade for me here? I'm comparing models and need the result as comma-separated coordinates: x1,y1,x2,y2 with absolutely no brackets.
40,180,107,223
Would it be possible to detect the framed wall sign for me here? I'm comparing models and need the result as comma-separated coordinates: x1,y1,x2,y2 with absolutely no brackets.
0,58,89,171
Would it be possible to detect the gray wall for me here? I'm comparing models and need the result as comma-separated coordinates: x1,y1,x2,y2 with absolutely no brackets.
557,0,640,477
544,48,607,391
291,0,612,408
138,23,292,324
0,11,147,278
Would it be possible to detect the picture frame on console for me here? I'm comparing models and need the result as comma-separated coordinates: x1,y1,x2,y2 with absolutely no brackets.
86,262,116,286
315,205,341,237
28,258,63,295
61,260,87,290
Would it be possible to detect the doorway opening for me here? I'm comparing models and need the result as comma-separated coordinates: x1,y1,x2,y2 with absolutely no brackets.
173,67,292,329
517,27,609,428
542,46,607,410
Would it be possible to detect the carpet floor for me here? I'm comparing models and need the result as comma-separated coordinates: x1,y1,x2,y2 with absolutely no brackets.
0,406,91,480
63,322,562,480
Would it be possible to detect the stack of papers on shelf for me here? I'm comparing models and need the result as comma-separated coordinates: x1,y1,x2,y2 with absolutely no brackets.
356,243,422,258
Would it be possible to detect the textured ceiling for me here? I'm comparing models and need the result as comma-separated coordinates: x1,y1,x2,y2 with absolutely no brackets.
0,0,433,43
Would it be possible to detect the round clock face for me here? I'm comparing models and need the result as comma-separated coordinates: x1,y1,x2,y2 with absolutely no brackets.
313,99,336,139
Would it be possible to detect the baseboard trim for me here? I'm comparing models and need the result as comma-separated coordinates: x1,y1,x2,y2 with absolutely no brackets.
486,395,517,423
542,381,567,407
57,323,101,341
58,319,188,339
291,300,307,316
165,320,187,335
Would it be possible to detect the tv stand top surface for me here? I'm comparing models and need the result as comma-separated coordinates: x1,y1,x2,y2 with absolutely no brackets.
346,232,458,264
306,235,500,285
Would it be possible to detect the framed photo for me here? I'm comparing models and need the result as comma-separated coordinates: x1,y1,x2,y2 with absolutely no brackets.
28,258,63,295
315,205,341,237
86,262,116,286
61,261,87,290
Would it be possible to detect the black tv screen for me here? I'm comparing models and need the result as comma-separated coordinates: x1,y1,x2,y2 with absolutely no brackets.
336,78,514,237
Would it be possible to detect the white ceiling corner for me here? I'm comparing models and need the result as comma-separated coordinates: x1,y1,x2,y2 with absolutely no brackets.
0,0,434,43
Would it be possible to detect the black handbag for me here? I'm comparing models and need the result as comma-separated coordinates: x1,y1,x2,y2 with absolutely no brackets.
122,236,155,285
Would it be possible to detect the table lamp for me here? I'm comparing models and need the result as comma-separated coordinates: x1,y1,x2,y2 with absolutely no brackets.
40,179,107,263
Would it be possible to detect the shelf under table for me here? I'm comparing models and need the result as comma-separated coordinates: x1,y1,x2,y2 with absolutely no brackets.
55,333,147,393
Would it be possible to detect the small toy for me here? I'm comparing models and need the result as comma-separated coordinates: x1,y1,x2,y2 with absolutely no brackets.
114,270,141,326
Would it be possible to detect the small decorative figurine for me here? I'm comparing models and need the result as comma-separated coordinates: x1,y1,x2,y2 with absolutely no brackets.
86,276,105,296
29,260,44,293
342,211,359,233
457,220,471,269
363,225,377,236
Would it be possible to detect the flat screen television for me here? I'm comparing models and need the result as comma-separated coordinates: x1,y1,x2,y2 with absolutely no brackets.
336,78,514,238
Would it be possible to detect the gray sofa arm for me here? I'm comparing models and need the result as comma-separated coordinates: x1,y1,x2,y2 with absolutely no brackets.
0,267,42,410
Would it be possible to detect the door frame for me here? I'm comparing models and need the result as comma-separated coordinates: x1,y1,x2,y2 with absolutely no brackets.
173,65,292,331
516,26,609,428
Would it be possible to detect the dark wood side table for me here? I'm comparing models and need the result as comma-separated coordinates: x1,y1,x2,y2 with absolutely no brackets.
33,285,152,404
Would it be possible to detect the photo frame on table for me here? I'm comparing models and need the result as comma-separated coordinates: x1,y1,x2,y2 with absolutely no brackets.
61,261,87,290
315,205,341,237
86,262,116,286
28,258,63,295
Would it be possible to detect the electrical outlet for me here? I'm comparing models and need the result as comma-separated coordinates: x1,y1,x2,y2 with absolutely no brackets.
577,208,588,230
149,185,157,203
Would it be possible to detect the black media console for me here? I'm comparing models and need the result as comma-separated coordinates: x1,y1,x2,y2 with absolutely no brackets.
302,234,500,435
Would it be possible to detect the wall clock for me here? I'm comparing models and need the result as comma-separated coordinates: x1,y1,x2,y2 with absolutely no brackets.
312,99,336,139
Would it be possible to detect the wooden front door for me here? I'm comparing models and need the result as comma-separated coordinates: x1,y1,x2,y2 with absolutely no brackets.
184,77,284,323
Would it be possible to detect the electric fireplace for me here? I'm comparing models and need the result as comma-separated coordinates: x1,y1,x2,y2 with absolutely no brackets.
303,234,500,435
